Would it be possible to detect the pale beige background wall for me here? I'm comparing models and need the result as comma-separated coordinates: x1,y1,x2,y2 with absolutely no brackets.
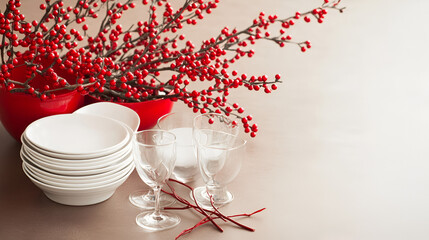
1,0,428,239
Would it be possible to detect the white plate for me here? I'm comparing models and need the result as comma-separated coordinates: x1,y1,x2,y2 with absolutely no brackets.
24,114,129,155
74,102,140,132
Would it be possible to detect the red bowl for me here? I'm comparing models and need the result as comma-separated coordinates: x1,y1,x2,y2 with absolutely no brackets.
84,95,174,131
0,59,85,142
0,88,84,142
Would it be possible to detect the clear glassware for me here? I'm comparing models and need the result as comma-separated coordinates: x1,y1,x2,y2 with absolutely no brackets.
133,130,181,231
192,113,242,209
193,131,246,209
157,112,199,183
129,130,175,209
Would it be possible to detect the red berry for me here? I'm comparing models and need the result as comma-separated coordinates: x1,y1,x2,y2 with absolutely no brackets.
272,84,278,90
294,12,300,19
7,83,15,91
59,79,67,86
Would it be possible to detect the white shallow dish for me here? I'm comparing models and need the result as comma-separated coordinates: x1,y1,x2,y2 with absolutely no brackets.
22,164,133,206
24,114,129,155
21,121,134,160
20,149,134,176
23,162,134,189
22,144,132,170
21,133,130,160
74,102,140,132
23,160,134,184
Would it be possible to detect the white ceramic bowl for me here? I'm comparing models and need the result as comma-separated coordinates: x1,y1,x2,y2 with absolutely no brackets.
74,102,140,132
21,120,134,160
23,160,134,184
24,114,129,156
22,163,133,206
22,144,132,170
21,149,134,176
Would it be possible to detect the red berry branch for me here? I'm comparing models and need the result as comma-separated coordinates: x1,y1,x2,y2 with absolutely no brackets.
163,178,266,239
0,0,345,137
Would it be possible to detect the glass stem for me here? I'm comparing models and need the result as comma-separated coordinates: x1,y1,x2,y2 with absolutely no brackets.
153,186,162,220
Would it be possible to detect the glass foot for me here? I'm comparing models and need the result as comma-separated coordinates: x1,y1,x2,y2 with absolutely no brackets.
136,211,181,231
129,190,176,209
191,186,233,209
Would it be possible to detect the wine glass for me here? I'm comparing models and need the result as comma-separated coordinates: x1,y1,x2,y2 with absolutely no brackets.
193,131,246,209
133,130,181,231
157,112,199,183
129,141,175,209
129,126,176,209
192,113,241,209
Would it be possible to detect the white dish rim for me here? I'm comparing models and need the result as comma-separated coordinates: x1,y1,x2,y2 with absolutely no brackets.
23,114,130,155
22,162,134,192
20,149,134,176
23,162,134,188
23,159,134,182
74,102,140,132
22,145,132,170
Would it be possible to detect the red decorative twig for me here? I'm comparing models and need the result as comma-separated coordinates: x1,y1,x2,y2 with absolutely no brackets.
162,178,266,239
174,207,266,239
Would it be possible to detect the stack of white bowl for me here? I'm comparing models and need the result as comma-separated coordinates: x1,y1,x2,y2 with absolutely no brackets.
20,112,136,206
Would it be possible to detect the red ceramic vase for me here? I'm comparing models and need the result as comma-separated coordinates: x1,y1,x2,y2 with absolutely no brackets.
0,59,85,141
85,95,174,131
